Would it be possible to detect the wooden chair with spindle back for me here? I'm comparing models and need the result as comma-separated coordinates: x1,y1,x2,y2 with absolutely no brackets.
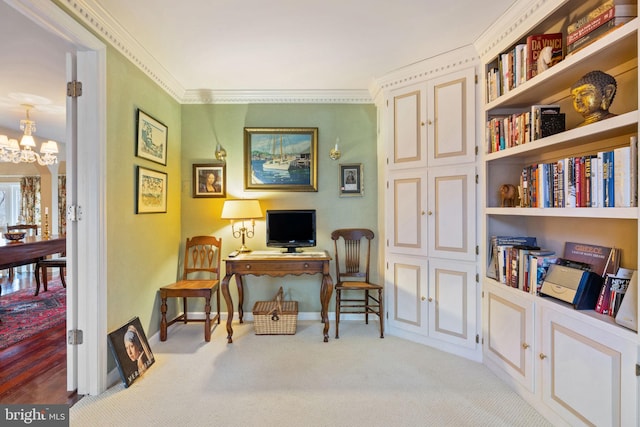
331,228,384,339
159,236,222,342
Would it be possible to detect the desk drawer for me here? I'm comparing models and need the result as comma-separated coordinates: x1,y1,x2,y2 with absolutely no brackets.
231,260,325,275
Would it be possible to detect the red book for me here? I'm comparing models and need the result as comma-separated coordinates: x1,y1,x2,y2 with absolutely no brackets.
567,8,616,45
526,33,563,79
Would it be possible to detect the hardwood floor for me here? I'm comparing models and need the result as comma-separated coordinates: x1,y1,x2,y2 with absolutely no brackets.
0,269,82,406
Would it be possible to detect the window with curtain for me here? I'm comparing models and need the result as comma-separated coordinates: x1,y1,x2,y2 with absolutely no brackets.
20,176,41,226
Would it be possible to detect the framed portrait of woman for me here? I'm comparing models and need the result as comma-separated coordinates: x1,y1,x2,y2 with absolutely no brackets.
193,163,226,198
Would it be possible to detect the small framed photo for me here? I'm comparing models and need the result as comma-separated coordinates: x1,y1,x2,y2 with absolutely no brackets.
193,163,226,198
339,163,363,197
244,127,318,191
136,166,168,213
136,109,168,165
107,317,155,388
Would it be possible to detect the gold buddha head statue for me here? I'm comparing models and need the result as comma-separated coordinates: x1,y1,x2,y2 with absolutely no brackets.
570,70,617,127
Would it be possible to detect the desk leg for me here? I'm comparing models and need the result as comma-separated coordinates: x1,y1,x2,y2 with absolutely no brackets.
221,273,234,343
236,274,244,323
321,273,333,342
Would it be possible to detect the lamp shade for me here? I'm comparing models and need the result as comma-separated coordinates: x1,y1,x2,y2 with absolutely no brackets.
221,199,262,220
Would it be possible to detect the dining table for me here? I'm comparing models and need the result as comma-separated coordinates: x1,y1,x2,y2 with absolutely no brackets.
0,234,66,295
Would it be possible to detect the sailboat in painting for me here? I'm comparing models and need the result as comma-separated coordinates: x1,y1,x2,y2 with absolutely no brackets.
263,135,292,171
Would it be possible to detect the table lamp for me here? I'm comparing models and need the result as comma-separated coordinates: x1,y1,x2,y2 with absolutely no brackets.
221,199,263,252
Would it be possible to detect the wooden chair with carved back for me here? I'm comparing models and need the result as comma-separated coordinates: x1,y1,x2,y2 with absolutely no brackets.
159,235,222,342
331,228,383,339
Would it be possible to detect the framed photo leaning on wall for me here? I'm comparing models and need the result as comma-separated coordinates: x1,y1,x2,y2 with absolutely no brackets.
339,163,363,197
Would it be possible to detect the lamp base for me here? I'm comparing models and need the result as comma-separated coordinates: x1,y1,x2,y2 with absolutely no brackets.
238,245,251,253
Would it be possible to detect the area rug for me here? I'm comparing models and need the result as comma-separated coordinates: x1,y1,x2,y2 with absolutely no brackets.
0,283,65,350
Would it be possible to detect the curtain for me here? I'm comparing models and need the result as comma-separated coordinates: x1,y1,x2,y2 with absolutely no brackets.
19,176,40,225
58,175,66,235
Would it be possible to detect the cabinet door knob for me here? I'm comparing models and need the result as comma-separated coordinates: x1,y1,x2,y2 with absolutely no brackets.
421,121,425,126
539,353,547,360
522,343,530,349
428,120,433,125
421,296,426,301
427,210,433,216
428,297,433,302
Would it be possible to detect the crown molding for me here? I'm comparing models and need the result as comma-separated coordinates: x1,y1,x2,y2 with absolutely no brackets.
473,0,560,63
182,89,372,104
369,45,479,98
57,1,374,104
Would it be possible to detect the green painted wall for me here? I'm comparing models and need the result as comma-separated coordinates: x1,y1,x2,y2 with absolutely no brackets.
105,46,182,337
180,103,378,313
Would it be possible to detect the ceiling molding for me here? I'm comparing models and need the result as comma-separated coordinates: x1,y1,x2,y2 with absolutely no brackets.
182,89,373,104
58,0,374,104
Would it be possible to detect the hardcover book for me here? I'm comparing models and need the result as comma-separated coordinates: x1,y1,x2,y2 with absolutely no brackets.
107,317,155,388
563,242,619,277
526,33,563,79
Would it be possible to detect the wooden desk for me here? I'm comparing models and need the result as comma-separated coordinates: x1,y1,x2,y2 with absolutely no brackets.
221,250,333,343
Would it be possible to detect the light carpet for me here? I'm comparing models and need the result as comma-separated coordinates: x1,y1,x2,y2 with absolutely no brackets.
71,320,553,427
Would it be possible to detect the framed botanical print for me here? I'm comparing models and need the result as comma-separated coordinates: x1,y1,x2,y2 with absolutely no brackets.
244,127,318,191
193,163,226,198
136,109,168,165
136,166,167,213
339,163,363,197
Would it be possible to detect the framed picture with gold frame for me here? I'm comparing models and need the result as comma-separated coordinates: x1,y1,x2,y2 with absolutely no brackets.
339,163,363,197
136,166,167,213
244,127,318,191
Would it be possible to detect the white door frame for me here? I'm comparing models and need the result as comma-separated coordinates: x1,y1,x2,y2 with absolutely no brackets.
7,0,108,395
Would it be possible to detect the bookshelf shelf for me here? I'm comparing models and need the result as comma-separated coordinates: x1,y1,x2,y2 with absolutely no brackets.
480,1,639,425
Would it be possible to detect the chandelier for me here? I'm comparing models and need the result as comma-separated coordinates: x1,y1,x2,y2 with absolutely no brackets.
0,105,58,165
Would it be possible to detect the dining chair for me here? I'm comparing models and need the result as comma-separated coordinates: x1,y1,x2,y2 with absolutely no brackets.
6,224,39,280
331,228,384,339
34,256,66,296
159,236,222,342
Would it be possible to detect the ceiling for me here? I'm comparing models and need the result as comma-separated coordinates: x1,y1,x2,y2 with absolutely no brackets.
0,0,519,146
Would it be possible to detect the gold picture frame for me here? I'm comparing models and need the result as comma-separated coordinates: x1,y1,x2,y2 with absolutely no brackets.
339,163,363,197
244,127,318,191
136,166,167,213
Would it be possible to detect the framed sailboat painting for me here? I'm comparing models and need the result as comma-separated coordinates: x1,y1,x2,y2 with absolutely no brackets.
244,127,318,191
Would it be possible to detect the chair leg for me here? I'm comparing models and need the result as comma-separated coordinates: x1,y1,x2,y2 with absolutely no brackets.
204,295,212,342
378,289,384,339
182,297,188,323
34,264,42,296
160,295,168,341
335,288,341,339
60,267,66,288
365,290,370,324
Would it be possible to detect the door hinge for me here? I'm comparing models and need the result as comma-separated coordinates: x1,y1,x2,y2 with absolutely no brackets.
67,80,83,98
67,204,83,222
475,74,478,84
475,273,480,283
475,334,480,343
476,245,479,255
475,145,479,156
636,364,640,376
68,329,83,345
475,174,479,184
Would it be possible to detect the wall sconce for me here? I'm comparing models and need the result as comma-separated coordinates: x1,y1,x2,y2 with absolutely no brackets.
220,199,263,252
215,143,227,162
329,137,341,160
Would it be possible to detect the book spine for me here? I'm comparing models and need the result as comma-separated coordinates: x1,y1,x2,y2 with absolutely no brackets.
566,8,615,44
631,136,638,207
614,146,631,207
566,19,617,55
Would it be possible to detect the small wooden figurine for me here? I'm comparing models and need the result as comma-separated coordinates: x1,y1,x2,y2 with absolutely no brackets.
499,184,519,207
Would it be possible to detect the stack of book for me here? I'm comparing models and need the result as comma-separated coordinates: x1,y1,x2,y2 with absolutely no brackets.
566,0,637,55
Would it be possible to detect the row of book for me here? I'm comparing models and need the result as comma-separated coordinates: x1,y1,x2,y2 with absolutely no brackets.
566,0,637,56
485,0,637,104
486,33,563,103
488,237,621,296
517,136,638,208
595,267,635,317
486,104,565,153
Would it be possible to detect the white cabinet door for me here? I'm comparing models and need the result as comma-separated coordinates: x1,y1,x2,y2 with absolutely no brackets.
389,83,427,170
428,258,477,349
540,306,639,427
483,283,535,392
427,165,476,261
426,67,476,166
387,169,428,256
385,253,428,336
